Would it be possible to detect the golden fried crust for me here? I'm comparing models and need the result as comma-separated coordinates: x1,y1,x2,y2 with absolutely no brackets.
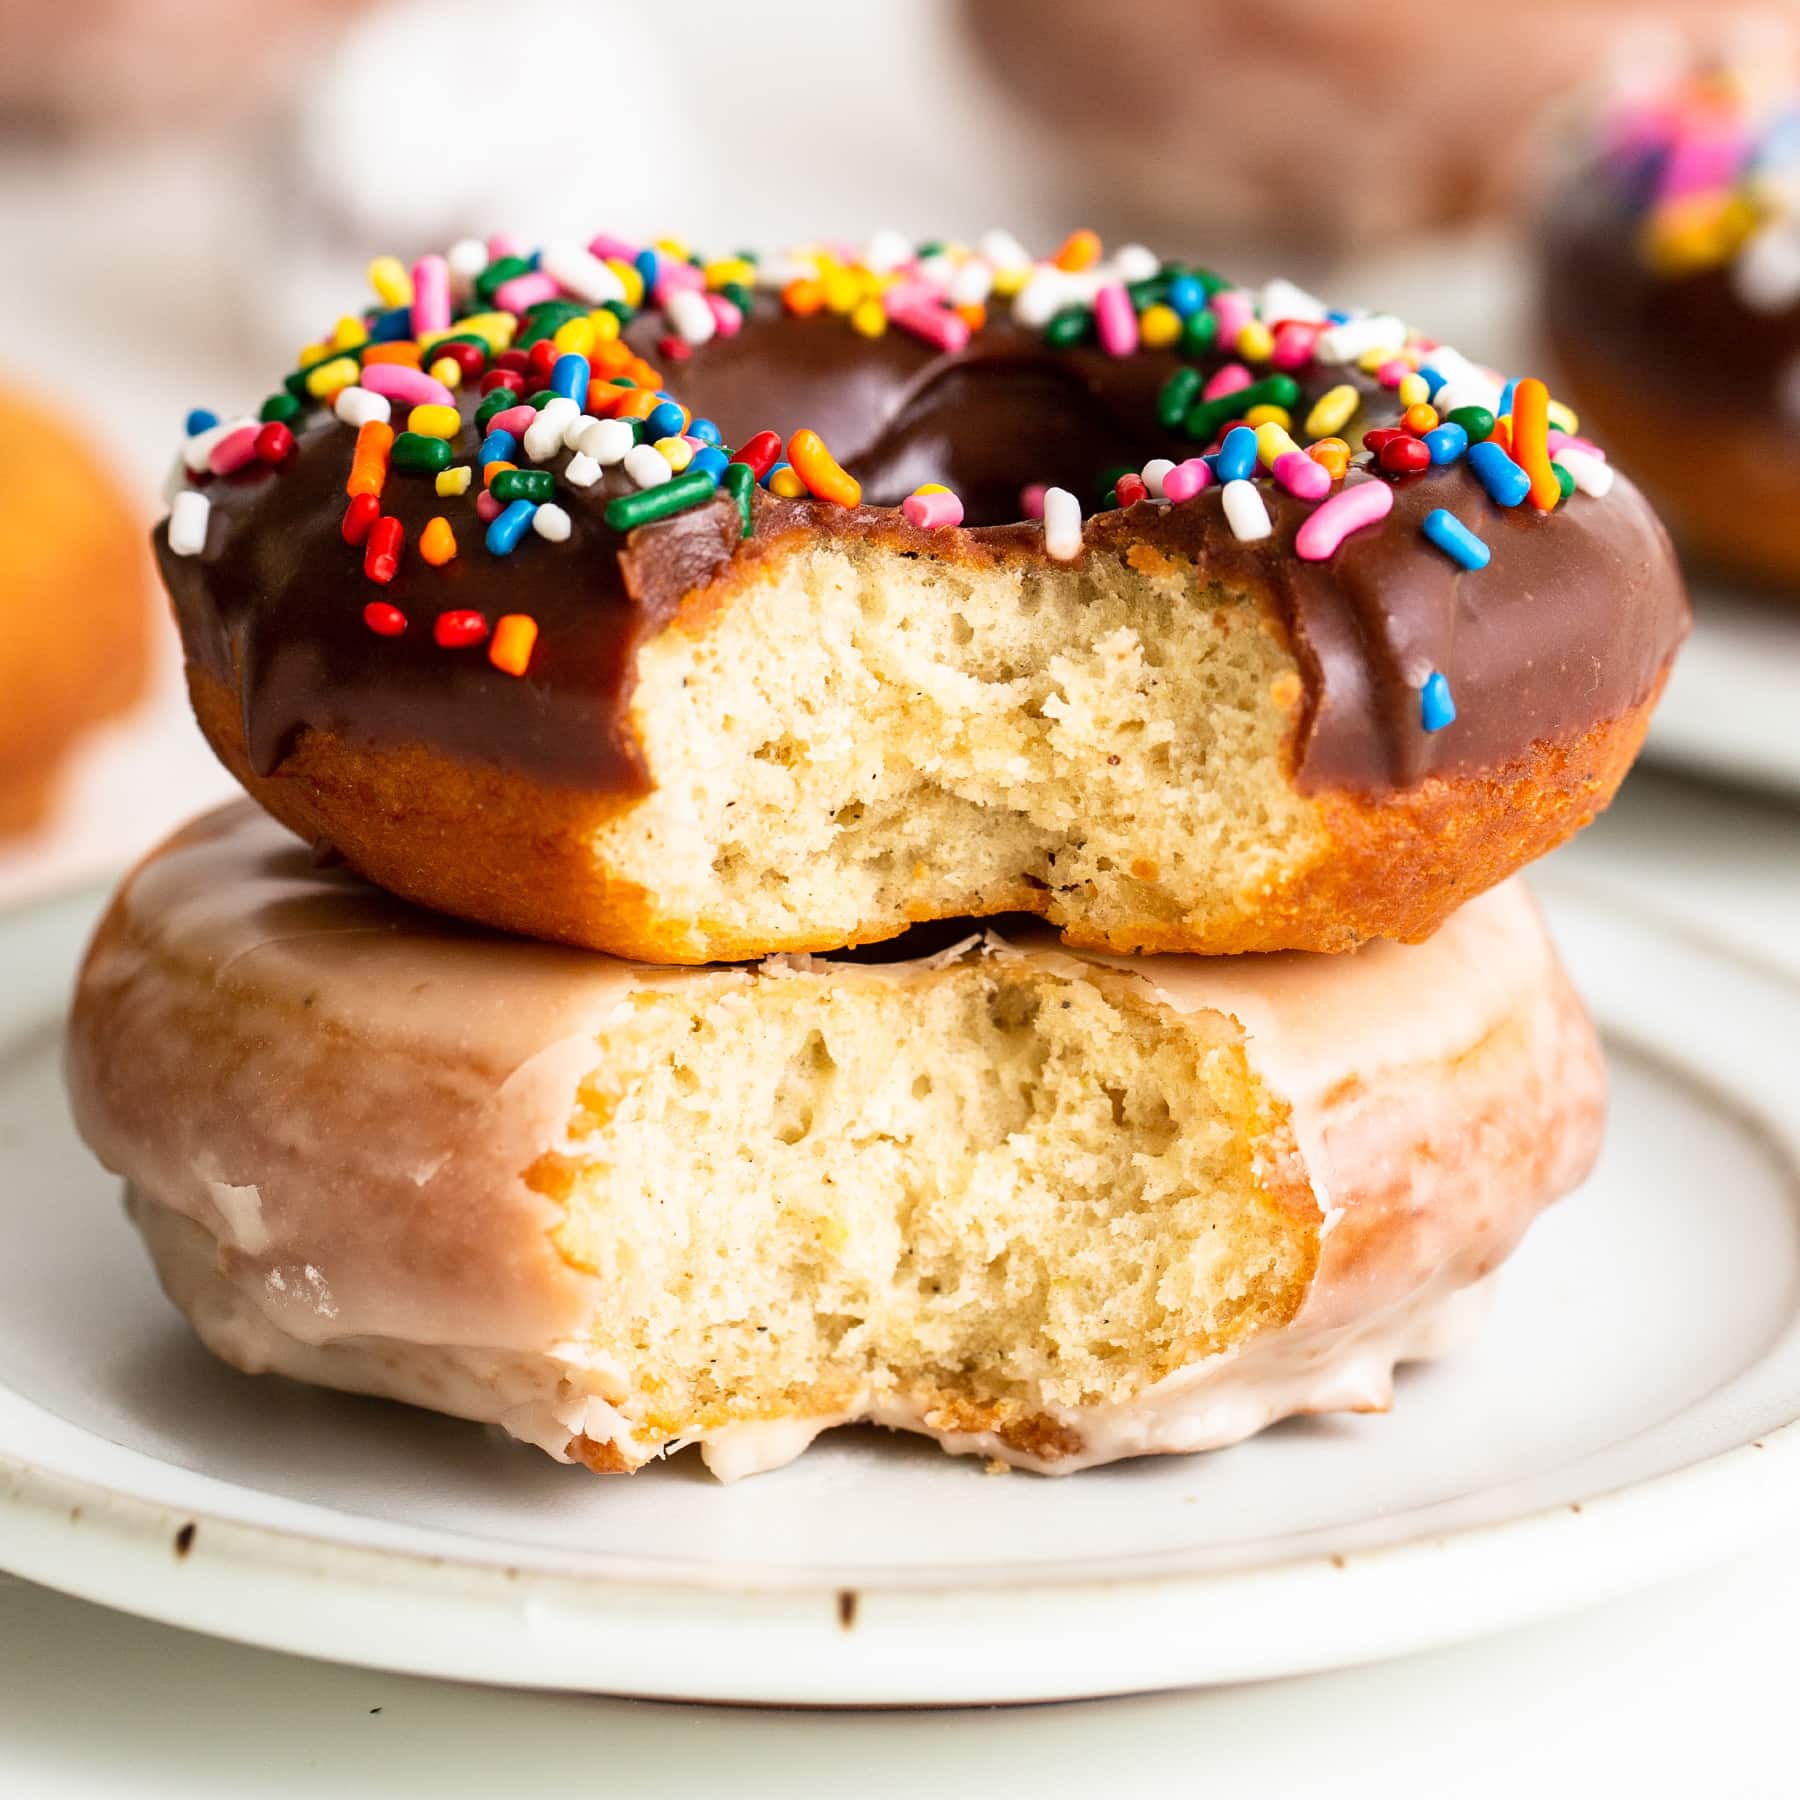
187,657,1668,963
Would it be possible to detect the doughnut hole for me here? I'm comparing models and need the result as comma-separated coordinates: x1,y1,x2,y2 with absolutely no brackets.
599,539,1326,958
541,958,1319,1449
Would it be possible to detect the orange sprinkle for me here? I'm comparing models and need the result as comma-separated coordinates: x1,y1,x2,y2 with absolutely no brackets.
361,342,424,368
1307,437,1350,481
346,420,394,499
626,358,663,389
590,339,634,376
1509,377,1562,512
783,277,826,316
1053,228,1102,272
787,428,861,507
1401,402,1439,436
420,516,457,566
613,388,661,422
1488,416,1513,455
482,459,517,489
953,301,987,333
489,613,539,678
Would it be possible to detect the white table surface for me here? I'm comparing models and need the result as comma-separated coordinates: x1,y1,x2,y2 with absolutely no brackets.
4,766,1797,1798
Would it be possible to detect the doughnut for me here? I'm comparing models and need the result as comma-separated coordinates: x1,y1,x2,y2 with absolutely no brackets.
1540,47,1800,588
67,802,1603,1479
0,385,149,834
156,232,1687,962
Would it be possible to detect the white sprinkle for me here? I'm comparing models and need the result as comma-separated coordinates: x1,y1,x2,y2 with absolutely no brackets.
1042,486,1082,560
168,489,210,557
624,443,672,490
1112,243,1160,284
977,228,1030,272
917,252,956,288
1222,479,1272,542
537,241,625,306
1013,270,1070,328
524,397,580,463
447,237,489,297
333,385,391,429
561,411,598,451
1314,314,1408,365
755,255,816,290
1735,222,1800,313
1259,277,1328,323
564,452,602,489
862,228,913,274
1553,449,1615,498
533,502,572,543
666,287,716,345
949,260,994,306
577,418,636,466
181,417,252,473
1140,458,1176,499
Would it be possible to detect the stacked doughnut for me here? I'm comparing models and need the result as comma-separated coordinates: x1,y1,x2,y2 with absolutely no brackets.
69,229,1686,1478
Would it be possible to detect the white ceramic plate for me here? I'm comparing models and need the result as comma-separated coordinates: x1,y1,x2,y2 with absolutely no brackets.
1,880,1797,1706
1645,580,1800,796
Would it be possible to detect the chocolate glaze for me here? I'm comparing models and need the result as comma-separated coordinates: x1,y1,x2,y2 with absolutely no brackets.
155,289,1688,798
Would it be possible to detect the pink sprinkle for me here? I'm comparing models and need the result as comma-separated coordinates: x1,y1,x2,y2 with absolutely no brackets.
1274,450,1332,501
1547,431,1606,461
361,362,455,409
1270,321,1319,372
486,404,537,438
1021,483,1048,520
587,233,639,264
706,293,744,337
882,280,937,316
476,489,504,523
652,262,704,306
486,233,524,261
1295,476,1394,562
901,490,965,530
1376,357,1411,389
207,423,261,476
1162,458,1213,504
1202,363,1252,403
410,254,450,338
494,271,559,314
1093,282,1139,358
1210,288,1254,342
890,303,970,354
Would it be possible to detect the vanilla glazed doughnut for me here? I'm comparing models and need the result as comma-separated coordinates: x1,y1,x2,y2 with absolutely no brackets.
67,803,1603,1479
1541,46,1800,588
156,232,1688,963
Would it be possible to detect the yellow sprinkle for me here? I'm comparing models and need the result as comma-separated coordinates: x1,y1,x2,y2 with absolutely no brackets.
653,435,694,471
553,317,596,356
304,355,361,399
1138,303,1182,349
1254,422,1301,468
408,403,461,440
1242,403,1291,431
587,307,621,342
1397,372,1431,407
1304,384,1359,439
419,516,458,567
331,315,369,351
367,255,414,309
1236,320,1275,363
428,357,462,390
1357,347,1393,373
653,235,692,261
607,258,645,309
769,465,807,499
912,483,951,496
1547,399,1579,435
990,265,1028,297
296,341,331,370
435,466,472,498
850,296,888,338
704,257,755,290
432,311,515,353
822,268,863,314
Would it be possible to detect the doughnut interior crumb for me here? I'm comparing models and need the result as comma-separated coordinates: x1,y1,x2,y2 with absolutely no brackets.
602,539,1326,957
536,957,1319,1450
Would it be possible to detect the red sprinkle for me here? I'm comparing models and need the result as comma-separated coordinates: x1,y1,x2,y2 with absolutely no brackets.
254,421,295,465
363,600,407,637
434,609,490,648
1114,473,1149,508
527,339,560,380
496,349,532,374
363,515,403,583
729,430,782,480
1361,427,1404,454
657,334,693,362
433,340,485,379
341,492,380,545
1379,435,1431,474
479,368,526,397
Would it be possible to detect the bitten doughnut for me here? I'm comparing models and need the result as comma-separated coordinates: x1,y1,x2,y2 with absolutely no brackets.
1541,48,1800,588
157,231,1687,962
68,803,1604,1479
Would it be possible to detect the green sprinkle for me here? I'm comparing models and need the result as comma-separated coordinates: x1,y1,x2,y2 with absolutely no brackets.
1553,461,1575,502
490,468,555,503
723,461,754,538
720,281,754,317
600,299,634,326
516,301,588,347
390,431,453,475
527,389,561,410
474,255,532,302
1447,405,1495,444
914,239,945,260
604,469,719,532
1126,276,1170,312
1044,305,1093,348
1180,310,1219,356
259,392,301,425
475,391,514,431
1156,367,1202,429
1095,464,1134,507
282,366,314,401
1182,375,1302,443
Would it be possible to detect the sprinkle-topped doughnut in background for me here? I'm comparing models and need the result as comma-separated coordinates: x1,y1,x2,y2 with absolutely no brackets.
154,229,1688,961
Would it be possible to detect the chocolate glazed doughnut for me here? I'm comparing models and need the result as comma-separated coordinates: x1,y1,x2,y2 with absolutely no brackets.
157,236,1688,962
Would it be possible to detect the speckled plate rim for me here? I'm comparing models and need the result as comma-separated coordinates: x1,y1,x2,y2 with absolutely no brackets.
0,881,1797,1706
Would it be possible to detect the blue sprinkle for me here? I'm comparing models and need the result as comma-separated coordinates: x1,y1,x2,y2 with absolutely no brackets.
760,460,791,491
525,249,541,269
485,499,538,555
688,417,723,447
1326,308,1353,324
633,249,660,293
1166,273,1206,317
1496,378,1518,421
548,353,589,404
1418,364,1448,397
184,408,219,437
644,400,687,440
478,429,517,470
1215,425,1258,483
367,305,414,343
1468,440,1531,508
1423,422,1469,466
1422,508,1491,570
689,445,730,482
1420,672,1457,733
